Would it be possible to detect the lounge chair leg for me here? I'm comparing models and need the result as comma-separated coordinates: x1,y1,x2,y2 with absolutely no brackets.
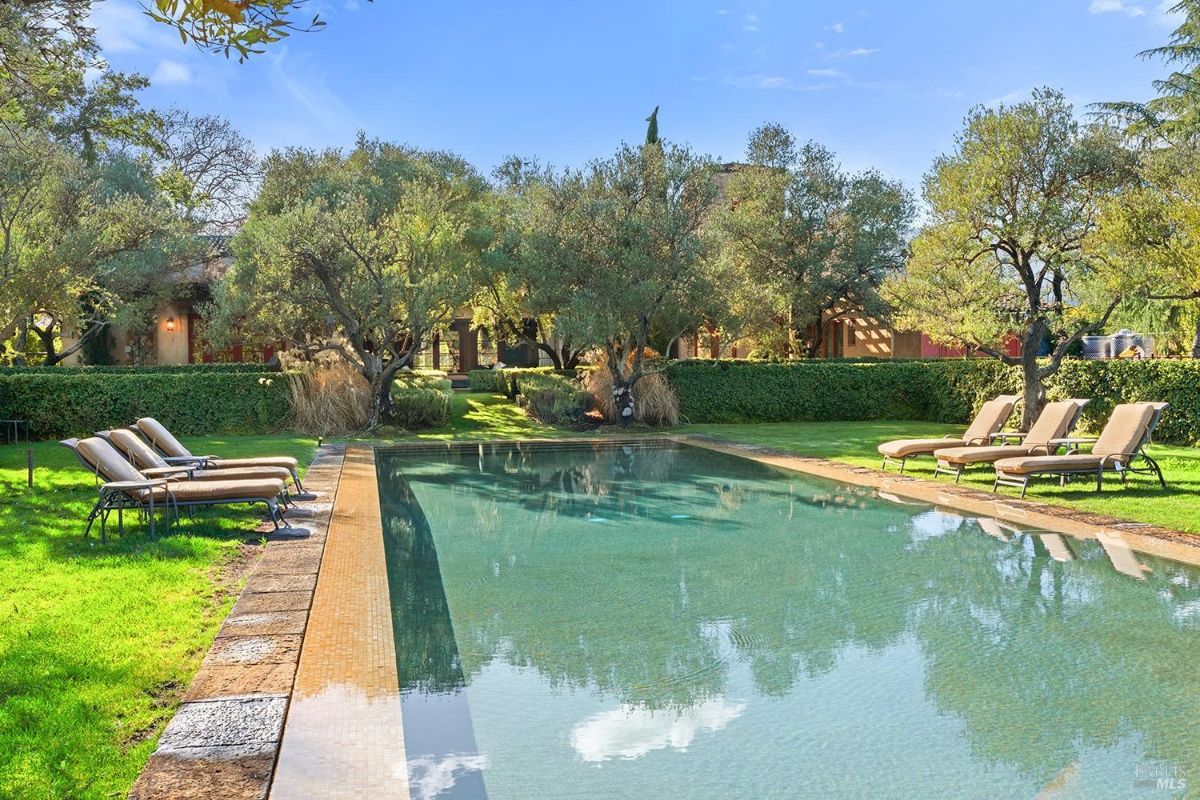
899,457,906,474
955,466,963,484
290,469,304,494
1096,470,1103,493
1020,478,1029,499
1145,455,1167,490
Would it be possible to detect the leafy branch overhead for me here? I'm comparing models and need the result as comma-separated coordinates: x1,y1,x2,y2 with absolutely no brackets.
143,0,354,60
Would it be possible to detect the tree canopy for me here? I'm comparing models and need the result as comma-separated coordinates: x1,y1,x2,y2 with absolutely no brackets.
718,124,914,358
219,137,496,423
884,89,1136,427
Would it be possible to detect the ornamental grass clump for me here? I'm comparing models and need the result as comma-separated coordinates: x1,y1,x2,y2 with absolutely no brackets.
584,357,680,426
286,361,371,436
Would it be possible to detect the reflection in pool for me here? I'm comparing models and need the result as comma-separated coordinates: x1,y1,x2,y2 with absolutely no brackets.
376,442,1200,800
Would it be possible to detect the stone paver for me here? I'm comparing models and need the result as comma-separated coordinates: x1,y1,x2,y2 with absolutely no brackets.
203,634,302,666
157,697,287,751
184,663,297,701
217,610,309,637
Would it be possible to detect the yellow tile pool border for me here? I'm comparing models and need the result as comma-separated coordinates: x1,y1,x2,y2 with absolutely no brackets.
270,445,409,799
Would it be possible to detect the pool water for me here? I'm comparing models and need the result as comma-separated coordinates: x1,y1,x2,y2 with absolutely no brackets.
376,441,1200,800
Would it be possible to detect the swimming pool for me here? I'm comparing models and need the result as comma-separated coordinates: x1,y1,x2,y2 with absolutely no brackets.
376,440,1200,800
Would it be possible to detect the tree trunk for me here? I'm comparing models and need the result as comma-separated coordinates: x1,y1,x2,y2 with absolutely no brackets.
612,378,635,424
11,319,28,366
1192,313,1200,359
1019,325,1046,431
535,340,563,370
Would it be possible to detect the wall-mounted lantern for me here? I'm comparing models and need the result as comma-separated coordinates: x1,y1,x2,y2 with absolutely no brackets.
165,312,177,333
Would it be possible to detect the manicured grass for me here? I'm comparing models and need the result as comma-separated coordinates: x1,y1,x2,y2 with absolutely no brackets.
689,419,1200,534
0,434,315,800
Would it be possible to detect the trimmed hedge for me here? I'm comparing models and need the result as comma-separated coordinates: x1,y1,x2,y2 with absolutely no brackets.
666,358,1200,445
391,380,451,429
0,372,291,439
468,367,586,398
0,363,275,375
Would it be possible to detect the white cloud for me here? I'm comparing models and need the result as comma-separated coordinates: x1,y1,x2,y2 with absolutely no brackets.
89,0,183,55
829,21,846,33
152,59,192,86
1089,0,1146,15
848,47,878,57
726,74,834,91
717,7,728,14
266,49,360,139
571,699,746,763
744,13,759,31
986,87,1033,106
807,68,844,78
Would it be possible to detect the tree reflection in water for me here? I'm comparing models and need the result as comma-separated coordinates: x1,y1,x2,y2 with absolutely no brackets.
378,442,1200,798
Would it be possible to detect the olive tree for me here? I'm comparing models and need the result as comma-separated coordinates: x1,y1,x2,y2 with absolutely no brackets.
543,138,723,422
220,138,495,426
717,124,914,358
884,89,1136,429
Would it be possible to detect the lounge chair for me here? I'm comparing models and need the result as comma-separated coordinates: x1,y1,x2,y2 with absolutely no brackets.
61,436,288,536
99,428,294,487
931,399,1089,482
992,402,1169,497
878,395,1019,473
133,417,304,493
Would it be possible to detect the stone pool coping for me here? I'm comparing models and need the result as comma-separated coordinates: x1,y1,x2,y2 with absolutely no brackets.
129,433,1200,799
129,443,346,800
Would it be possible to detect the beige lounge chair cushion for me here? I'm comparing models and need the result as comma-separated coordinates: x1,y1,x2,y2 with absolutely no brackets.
1023,400,1086,447
1093,403,1156,457
153,478,285,504
880,438,968,458
210,456,299,472
143,465,294,483
107,428,171,469
76,437,145,484
879,395,1017,459
935,399,1087,466
136,417,299,473
994,453,1106,475
135,417,191,458
961,395,1019,443
935,444,1044,466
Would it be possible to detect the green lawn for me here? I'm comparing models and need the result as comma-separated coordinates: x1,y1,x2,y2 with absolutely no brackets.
687,419,1200,535
3,394,1198,799
0,434,315,800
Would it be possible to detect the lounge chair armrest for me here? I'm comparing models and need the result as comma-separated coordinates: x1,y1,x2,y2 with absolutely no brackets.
163,455,212,467
1099,452,1140,469
1047,437,1097,448
142,466,195,479
990,431,1027,444
964,436,991,446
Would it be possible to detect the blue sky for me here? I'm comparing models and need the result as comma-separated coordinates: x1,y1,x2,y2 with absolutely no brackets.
91,0,1180,191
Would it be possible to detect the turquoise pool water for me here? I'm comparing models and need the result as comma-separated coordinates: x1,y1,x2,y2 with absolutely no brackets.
376,441,1200,800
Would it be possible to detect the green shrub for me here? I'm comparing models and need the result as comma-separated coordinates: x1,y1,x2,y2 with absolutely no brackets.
516,372,591,426
665,358,1200,445
394,371,452,392
0,372,291,439
390,385,451,429
467,366,585,397
468,369,507,393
